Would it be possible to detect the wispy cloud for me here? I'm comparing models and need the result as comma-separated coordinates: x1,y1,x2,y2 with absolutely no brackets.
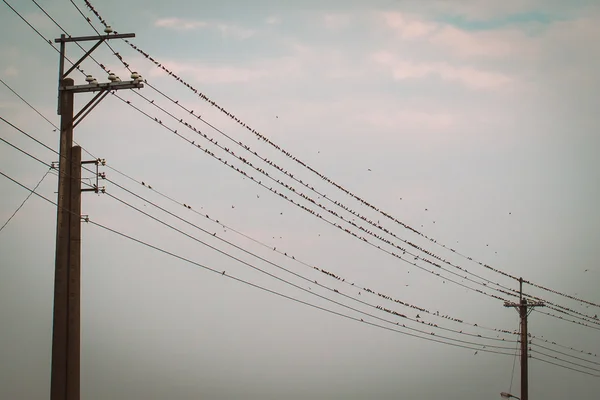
155,17,207,31
381,12,436,39
379,11,530,58
323,13,352,30
154,18,255,39
2,66,18,77
266,16,282,25
371,51,512,90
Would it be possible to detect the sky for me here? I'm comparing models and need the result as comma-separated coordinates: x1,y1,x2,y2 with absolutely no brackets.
1,0,600,399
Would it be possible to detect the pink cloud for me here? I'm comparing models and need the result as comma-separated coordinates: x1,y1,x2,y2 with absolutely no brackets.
378,11,535,60
155,18,208,30
381,11,437,39
323,13,352,30
371,51,512,89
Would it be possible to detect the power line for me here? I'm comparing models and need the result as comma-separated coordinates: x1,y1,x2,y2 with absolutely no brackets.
531,356,600,378
0,169,517,359
0,101,589,382
105,175,517,345
530,341,600,366
74,0,600,323
112,90,600,329
530,350,600,375
110,90,515,305
0,116,58,155
0,66,524,341
86,3,600,312
102,187,516,351
87,217,520,355
2,0,55,47
0,78,59,130
0,167,52,233
8,1,599,363
0,118,518,348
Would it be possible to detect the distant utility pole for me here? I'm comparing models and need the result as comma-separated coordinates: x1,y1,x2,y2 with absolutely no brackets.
51,27,143,400
504,278,544,400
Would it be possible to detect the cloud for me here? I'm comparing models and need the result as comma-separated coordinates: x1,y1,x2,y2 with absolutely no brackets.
371,51,512,89
215,24,256,40
154,18,255,39
266,16,282,25
379,11,530,58
3,66,18,77
381,11,437,39
155,18,207,31
323,13,352,30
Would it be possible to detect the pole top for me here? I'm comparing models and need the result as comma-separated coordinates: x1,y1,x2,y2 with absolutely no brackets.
54,33,135,43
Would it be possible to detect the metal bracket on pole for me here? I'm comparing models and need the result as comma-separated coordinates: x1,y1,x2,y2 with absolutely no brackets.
81,159,106,194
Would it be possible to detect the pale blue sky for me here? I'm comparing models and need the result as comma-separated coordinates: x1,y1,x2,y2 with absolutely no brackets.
1,0,599,399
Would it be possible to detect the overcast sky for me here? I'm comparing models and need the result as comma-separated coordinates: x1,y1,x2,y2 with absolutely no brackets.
1,0,600,399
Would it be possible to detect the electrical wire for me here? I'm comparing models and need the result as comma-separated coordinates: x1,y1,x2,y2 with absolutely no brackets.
0,168,517,357
110,90,515,305
81,0,600,312
508,323,520,394
5,1,600,362
0,167,52,233
0,113,520,343
0,116,519,347
530,341,600,366
102,186,517,350
105,175,517,344
531,356,600,378
74,0,600,328
530,349,600,374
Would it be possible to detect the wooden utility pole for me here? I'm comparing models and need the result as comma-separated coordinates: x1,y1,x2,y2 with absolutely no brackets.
51,30,142,400
504,278,544,400
50,78,79,400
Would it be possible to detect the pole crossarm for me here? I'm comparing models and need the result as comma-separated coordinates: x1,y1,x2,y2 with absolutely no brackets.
56,33,135,79
61,81,143,93
54,33,135,43
504,301,545,308
55,32,135,83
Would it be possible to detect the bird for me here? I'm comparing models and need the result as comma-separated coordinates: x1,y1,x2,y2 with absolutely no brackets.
416,314,420,319
585,269,589,272
474,351,478,355
367,169,372,171
222,271,225,275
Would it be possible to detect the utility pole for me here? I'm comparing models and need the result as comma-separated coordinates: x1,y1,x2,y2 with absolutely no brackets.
504,278,544,400
51,27,143,400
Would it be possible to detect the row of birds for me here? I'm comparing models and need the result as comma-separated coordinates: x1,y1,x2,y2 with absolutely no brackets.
122,39,597,321
122,31,597,318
